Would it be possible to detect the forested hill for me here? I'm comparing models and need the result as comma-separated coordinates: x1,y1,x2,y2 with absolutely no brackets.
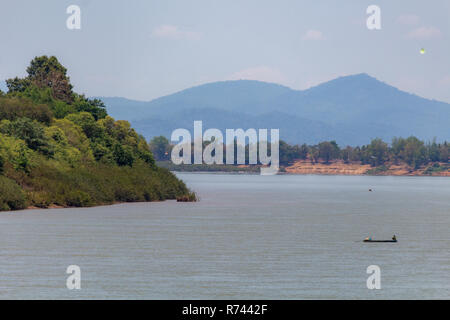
101,75,450,145
0,56,195,211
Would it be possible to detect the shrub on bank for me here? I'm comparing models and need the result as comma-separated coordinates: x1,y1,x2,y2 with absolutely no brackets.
1,158,194,209
0,175,27,210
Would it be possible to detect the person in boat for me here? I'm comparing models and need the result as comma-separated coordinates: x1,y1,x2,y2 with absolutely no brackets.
392,235,397,241
364,236,372,241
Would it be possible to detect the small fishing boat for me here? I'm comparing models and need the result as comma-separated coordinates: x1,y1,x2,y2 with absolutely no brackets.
363,239,397,243
363,235,397,243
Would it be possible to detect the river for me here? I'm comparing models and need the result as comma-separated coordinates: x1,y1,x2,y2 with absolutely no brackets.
0,173,449,299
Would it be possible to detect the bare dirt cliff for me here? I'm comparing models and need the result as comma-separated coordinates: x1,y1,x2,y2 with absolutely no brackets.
285,160,450,176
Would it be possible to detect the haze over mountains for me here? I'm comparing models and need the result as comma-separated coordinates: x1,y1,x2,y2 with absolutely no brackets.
98,74,448,145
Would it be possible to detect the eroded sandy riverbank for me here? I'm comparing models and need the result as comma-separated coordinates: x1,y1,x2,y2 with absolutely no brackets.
285,160,450,176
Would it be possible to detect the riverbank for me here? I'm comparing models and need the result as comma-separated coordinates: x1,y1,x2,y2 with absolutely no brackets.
160,160,449,177
285,160,449,176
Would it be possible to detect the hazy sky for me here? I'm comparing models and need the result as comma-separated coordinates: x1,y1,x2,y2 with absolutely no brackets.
1,0,449,102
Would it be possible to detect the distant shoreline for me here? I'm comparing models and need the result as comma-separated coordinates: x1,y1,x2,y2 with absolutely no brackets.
285,160,449,177
23,200,172,211
164,160,450,177
174,171,449,177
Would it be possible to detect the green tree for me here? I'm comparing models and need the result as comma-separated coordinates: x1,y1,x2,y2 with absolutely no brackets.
403,136,427,169
136,137,155,165
113,143,135,166
91,142,112,162
149,136,171,161
5,77,31,93
366,138,388,166
350,146,362,162
53,118,94,162
66,112,103,139
12,142,31,173
278,141,308,165
318,141,340,164
298,144,308,160
439,142,449,163
0,175,27,210
341,146,354,163
1,118,53,156
427,139,440,162
73,95,107,120
391,137,406,164
26,56,74,103
0,96,53,125
308,145,319,164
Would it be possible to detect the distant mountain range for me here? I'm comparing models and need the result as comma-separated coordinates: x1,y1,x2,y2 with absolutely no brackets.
97,74,449,145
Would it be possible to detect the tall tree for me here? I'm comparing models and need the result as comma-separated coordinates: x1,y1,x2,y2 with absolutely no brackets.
7,56,74,103
149,136,171,161
366,138,388,166
318,141,340,164
26,56,74,103
403,136,427,169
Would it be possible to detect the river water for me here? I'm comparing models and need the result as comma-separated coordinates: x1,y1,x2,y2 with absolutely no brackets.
0,173,449,299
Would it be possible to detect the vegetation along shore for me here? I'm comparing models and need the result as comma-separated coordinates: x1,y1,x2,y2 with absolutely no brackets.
0,56,196,211
151,136,449,176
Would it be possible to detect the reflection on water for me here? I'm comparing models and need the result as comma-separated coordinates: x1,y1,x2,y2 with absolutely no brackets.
0,173,449,299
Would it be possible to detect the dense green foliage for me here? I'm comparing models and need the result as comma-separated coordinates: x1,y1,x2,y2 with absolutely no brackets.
271,137,448,168
310,137,448,169
149,136,171,161
0,56,195,211
0,175,27,210
157,135,449,170
282,137,448,169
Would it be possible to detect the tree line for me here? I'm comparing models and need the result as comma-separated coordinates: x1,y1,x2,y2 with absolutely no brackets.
149,136,449,169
